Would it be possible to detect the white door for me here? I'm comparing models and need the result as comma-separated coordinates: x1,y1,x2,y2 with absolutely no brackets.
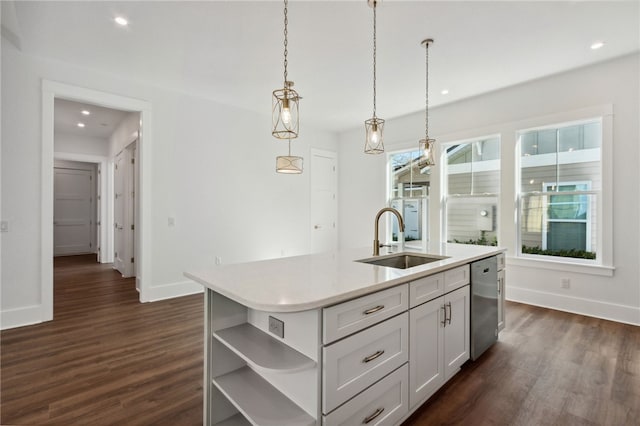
443,285,471,380
114,150,127,275
54,167,94,256
96,164,102,262
310,149,337,253
409,296,445,408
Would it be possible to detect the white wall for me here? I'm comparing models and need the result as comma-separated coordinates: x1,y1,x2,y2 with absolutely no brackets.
1,37,338,328
338,53,639,325
109,112,139,157
54,132,109,157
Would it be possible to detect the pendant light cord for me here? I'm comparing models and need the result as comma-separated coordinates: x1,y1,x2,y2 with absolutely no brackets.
283,0,289,84
424,40,429,140
372,2,377,118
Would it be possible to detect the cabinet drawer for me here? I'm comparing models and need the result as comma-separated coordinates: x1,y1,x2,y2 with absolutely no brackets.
323,285,408,344
323,312,408,414
443,265,470,293
323,364,408,426
497,253,505,271
409,273,444,308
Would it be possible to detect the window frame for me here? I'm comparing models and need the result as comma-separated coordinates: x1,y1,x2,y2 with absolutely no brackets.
515,116,606,266
441,134,501,247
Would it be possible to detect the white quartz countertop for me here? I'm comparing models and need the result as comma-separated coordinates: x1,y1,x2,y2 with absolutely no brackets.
185,244,505,313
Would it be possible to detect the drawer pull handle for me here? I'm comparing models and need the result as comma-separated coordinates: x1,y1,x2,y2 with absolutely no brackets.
446,302,452,324
363,305,384,315
441,305,447,327
362,350,385,363
363,407,385,424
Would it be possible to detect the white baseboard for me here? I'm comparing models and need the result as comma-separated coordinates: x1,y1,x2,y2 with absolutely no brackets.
0,305,44,330
507,286,640,326
141,280,203,303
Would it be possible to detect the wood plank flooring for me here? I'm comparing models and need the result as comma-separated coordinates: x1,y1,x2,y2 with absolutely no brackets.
1,255,638,425
1,255,204,425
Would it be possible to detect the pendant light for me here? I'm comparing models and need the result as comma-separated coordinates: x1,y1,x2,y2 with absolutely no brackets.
276,137,304,174
364,0,384,154
418,38,436,167
273,0,303,174
272,0,300,140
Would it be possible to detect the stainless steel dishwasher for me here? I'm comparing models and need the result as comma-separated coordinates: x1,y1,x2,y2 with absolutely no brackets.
470,256,498,360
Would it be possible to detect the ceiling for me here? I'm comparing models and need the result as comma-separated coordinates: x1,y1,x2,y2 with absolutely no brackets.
4,1,639,134
54,99,129,139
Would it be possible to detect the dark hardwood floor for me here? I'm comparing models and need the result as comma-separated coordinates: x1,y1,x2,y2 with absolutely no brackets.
1,255,638,425
1,255,204,425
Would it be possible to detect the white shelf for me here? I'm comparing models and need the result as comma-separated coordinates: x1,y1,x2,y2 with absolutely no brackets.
213,366,315,426
214,323,316,373
215,413,251,426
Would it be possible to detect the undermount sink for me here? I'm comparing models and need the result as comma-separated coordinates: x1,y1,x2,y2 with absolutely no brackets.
356,253,450,269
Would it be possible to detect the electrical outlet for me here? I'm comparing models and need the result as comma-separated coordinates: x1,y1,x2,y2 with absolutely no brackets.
0,221,8,232
215,256,222,265
268,316,284,338
561,278,571,289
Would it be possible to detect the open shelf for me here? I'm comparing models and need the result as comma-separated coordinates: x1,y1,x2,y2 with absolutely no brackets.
213,323,316,373
215,413,251,426
213,366,315,426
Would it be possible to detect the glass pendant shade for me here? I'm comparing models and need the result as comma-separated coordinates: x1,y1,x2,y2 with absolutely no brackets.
364,117,385,154
419,137,436,167
272,81,300,139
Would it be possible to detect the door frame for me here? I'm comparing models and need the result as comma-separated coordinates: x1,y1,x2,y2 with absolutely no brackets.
42,80,153,322
310,148,338,253
54,152,113,263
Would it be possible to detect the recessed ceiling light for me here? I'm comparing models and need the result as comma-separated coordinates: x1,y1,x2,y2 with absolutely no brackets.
81,110,90,115
77,123,85,128
441,89,449,95
591,41,605,50
114,16,128,26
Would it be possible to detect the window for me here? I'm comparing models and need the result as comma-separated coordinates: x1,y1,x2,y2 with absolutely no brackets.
443,136,500,246
518,120,601,260
388,149,430,249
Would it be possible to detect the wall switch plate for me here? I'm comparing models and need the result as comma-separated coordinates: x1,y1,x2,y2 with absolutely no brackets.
268,316,284,338
0,221,7,232
561,278,571,289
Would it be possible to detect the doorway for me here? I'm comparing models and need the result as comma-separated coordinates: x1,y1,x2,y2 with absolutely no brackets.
113,140,138,278
310,149,338,253
53,160,97,256
42,81,153,323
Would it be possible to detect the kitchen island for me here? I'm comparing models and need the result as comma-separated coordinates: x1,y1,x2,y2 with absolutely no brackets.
186,244,505,426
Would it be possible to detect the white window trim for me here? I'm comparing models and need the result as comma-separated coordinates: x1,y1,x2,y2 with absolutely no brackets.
515,109,614,272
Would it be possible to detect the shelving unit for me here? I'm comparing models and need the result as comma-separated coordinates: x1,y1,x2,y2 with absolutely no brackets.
213,323,316,373
213,366,315,426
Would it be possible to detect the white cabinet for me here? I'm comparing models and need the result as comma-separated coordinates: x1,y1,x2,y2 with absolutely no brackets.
443,264,470,293
323,285,408,344
409,285,470,409
323,364,409,426
323,313,408,413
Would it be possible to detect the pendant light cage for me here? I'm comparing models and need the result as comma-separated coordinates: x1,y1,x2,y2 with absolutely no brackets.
272,0,300,140
276,138,303,174
418,38,436,167
364,0,384,154
272,82,300,139
364,117,385,154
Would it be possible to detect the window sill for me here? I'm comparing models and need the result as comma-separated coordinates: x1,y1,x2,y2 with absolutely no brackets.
507,255,615,277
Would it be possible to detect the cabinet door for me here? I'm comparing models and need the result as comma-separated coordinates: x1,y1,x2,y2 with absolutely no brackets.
497,269,505,332
443,285,470,380
409,296,445,409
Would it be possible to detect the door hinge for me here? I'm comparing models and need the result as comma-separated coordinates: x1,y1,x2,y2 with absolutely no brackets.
131,257,134,263
89,242,92,248
97,221,100,226
115,251,118,258
115,164,118,170
115,193,118,199
97,195,101,201
131,158,135,164
90,175,92,181
333,166,336,172
131,224,135,231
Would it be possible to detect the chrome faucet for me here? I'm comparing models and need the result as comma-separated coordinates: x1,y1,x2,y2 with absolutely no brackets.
373,207,405,256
